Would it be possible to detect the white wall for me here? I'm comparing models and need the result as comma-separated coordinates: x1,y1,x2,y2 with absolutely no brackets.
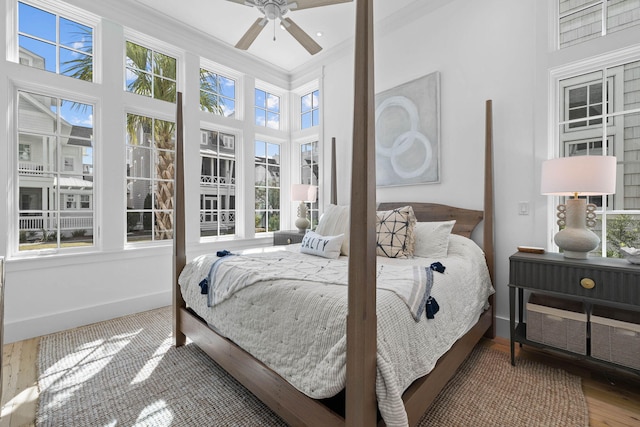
311,0,540,336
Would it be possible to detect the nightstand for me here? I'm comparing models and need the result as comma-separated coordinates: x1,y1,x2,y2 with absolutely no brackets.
509,251,640,374
273,230,305,246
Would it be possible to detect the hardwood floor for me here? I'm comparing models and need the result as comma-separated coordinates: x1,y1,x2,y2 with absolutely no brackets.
1,335,639,426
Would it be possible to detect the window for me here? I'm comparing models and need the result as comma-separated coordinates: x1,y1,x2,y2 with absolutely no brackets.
200,130,236,237
19,143,31,161
255,141,280,233
558,0,640,48
125,41,177,103
255,89,280,129
126,113,175,243
17,90,95,251
65,194,77,209
63,156,74,171
17,1,94,81
301,90,319,129
200,69,236,117
80,194,90,209
556,58,640,257
300,141,319,228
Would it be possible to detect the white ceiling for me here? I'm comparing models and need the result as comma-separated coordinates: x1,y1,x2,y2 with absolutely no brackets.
135,0,418,72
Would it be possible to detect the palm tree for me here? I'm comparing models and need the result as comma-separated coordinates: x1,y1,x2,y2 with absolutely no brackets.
64,40,218,242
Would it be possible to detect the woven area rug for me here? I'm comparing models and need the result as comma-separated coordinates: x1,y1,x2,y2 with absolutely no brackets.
37,307,588,426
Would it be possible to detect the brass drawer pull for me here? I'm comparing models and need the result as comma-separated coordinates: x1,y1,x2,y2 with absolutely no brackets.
580,278,595,289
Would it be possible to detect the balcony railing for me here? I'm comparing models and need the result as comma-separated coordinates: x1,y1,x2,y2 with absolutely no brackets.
200,175,236,186
19,212,93,232
19,162,44,174
199,210,235,231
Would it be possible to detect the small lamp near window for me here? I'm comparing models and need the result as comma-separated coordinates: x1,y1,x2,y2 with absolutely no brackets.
291,184,317,233
541,155,616,259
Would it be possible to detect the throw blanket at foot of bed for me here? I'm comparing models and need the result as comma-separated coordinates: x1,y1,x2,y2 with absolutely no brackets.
201,251,435,321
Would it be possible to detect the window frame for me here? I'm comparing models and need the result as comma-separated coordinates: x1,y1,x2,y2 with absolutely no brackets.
254,139,282,234
13,86,98,257
298,139,320,229
125,111,177,246
556,0,640,49
123,30,183,105
200,67,238,118
550,45,640,257
254,81,287,131
199,127,238,239
13,0,99,82
300,89,320,130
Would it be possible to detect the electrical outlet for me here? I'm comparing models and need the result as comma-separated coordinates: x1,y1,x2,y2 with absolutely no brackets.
518,201,529,216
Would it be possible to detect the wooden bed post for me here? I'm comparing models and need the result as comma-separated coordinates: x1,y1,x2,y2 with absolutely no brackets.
331,137,337,205
484,99,496,339
346,0,377,425
173,92,186,347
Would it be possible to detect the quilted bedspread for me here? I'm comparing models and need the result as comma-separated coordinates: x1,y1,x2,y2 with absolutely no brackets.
178,234,494,427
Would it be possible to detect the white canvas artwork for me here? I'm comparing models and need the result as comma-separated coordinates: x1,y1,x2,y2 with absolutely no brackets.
375,71,440,187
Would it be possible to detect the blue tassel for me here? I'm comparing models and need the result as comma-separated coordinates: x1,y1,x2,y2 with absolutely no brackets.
430,262,445,273
426,296,440,319
198,278,209,295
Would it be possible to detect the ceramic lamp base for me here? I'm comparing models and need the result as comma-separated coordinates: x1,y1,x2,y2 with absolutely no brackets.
554,198,600,259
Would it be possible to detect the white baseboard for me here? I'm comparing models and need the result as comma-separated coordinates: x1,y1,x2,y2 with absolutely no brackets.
495,314,509,339
4,290,171,343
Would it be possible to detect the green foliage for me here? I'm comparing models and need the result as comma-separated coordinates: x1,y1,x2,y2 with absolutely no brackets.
126,209,139,232
71,229,87,238
268,212,280,232
143,194,153,231
199,69,224,115
59,24,93,82
42,228,57,242
606,214,640,257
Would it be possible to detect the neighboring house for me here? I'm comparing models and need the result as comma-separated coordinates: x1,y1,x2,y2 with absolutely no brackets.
17,54,94,243
199,130,236,235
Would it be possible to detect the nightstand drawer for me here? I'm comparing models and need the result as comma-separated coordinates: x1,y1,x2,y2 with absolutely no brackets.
273,230,305,246
510,253,640,306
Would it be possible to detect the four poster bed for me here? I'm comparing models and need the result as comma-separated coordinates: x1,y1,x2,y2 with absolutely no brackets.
172,2,495,426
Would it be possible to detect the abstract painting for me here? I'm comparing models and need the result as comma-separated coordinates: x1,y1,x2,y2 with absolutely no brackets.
375,71,440,187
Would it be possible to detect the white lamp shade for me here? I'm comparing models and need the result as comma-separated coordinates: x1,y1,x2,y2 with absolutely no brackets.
291,184,317,202
541,156,616,196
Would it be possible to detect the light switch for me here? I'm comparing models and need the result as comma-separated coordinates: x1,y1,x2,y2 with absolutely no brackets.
518,201,529,215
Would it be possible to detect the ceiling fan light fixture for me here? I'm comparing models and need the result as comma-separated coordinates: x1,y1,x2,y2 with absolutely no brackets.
263,3,280,20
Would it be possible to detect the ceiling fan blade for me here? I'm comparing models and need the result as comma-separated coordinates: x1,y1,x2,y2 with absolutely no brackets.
290,0,352,11
235,18,268,50
282,17,322,55
225,0,258,6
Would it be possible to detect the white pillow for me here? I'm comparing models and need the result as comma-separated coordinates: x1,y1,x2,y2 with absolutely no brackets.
413,220,456,259
300,231,345,259
315,204,350,256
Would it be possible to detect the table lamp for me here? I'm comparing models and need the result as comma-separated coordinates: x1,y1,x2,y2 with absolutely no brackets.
291,184,317,233
541,155,616,259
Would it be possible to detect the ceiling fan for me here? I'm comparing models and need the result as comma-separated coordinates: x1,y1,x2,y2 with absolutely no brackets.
227,0,353,55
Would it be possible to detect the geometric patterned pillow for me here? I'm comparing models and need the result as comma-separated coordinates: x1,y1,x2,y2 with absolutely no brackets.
375,205,417,258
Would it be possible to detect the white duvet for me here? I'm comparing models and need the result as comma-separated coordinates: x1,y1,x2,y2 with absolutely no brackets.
178,233,494,427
